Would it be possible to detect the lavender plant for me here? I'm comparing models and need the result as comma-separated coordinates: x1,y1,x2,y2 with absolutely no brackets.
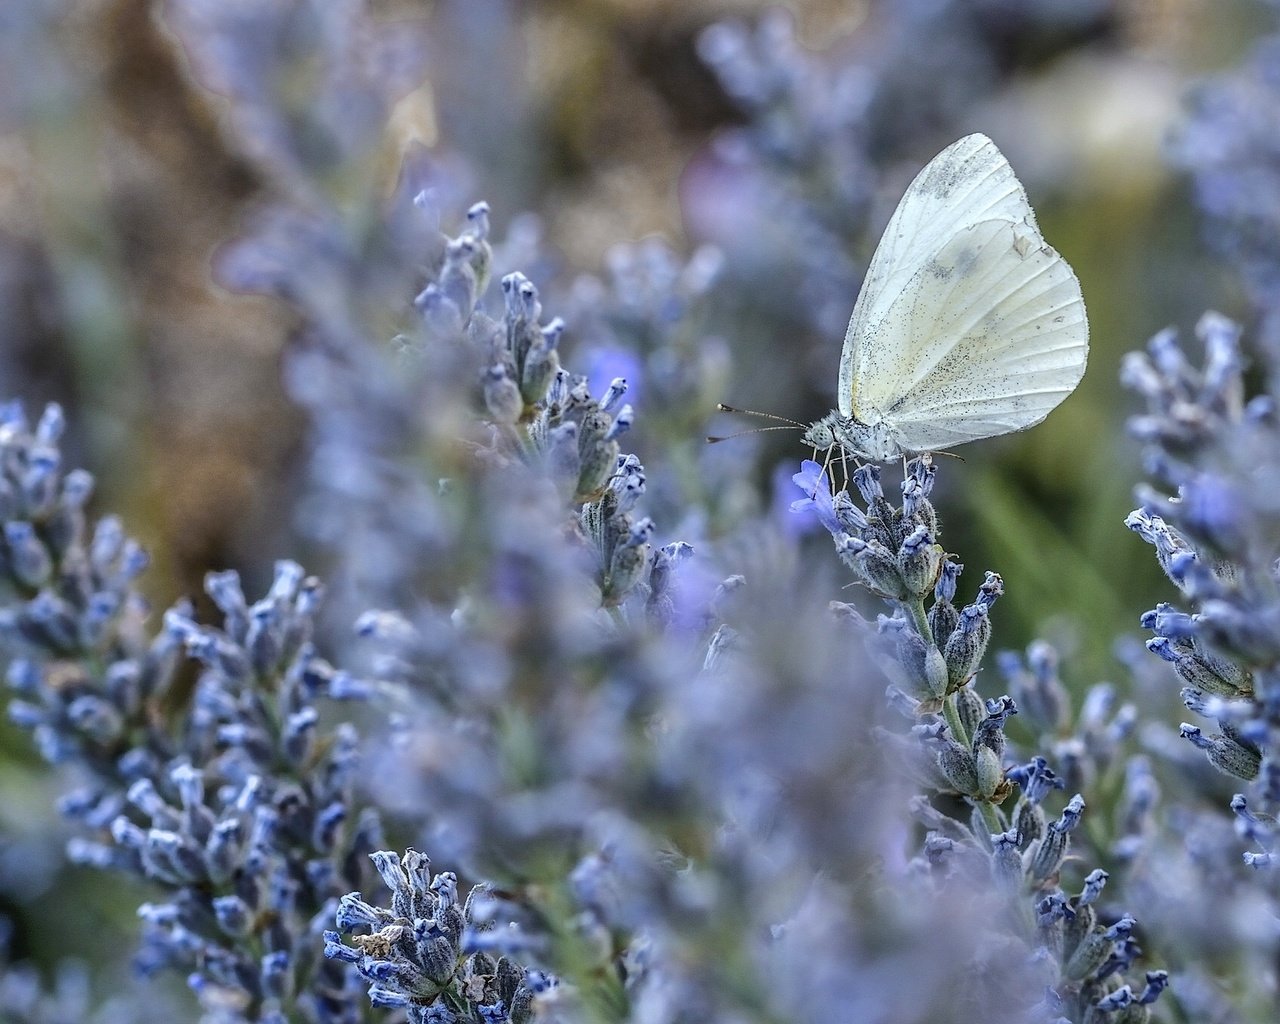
791,457,1167,1023
0,397,547,1021
1123,315,1277,829
1116,314,1280,1014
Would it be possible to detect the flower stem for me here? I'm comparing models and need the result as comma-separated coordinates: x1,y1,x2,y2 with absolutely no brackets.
941,693,969,749
977,798,1002,836
905,597,931,642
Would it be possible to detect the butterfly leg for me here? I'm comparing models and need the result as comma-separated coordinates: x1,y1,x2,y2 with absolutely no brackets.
819,446,838,496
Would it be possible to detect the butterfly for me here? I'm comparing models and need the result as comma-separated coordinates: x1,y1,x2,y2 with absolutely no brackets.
798,133,1088,464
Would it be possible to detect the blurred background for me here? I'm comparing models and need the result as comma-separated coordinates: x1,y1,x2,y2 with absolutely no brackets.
0,0,1274,992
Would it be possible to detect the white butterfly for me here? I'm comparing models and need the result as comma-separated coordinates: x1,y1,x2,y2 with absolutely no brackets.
803,133,1088,462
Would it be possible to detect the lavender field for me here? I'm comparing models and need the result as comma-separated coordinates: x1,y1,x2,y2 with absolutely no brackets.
0,2,1277,1022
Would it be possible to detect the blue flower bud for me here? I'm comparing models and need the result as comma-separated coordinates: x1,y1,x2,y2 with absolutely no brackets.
878,617,947,699
1026,795,1084,884
283,707,319,765
313,801,347,853
545,422,580,498
1010,757,1066,806
1036,890,1073,927
1014,798,1046,846
990,829,1022,888
953,684,985,740
836,534,904,598
972,695,1016,755
370,850,412,918
520,339,559,405
1180,723,1261,779
213,895,253,936
604,404,633,442
942,603,991,690
852,463,883,504
598,376,627,413
484,364,524,425
1065,913,1134,982
896,524,941,598
261,950,290,1001
449,195,485,235
927,729,979,794
416,928,458,988
146,829,207,883
336,892,386,931
1079,868,1109,907
934,559,961,603
67,695,124,743
1127,507,1218,605
367,985,412,1009
605,518,653,603
4,521,51,587
647,541,693,624
975,746,1003,800
206,819,242,883
35,403,65,445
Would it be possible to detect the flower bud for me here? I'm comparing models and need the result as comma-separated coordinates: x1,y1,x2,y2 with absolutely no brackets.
975,745,1003,800
1025,795,1084,884
1180,723,1261,780
933,736,979,795
1145,634,1249,696
897,525,942,598
605,519,653,604
972,695,1016,760
416,923,458,987
1013,798,1045,846
879,618,948,699
483,365,523,424
545,423,580,500
520,340,560,405
1065,915,1134,982
576,410,618,499
943,604,992,689
836,535,905,599
953,683,985,740
990,829,1022,889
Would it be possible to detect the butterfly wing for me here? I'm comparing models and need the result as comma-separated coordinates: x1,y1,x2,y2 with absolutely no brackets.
837,134,1087,452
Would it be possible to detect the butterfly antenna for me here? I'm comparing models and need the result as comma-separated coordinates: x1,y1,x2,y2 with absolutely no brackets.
930,450,965,462
706,424,802,444
716,403,806,428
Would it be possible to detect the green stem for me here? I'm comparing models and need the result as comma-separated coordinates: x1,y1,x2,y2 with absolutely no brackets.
905,596,931,642
977,799,1003,836
941,693,969,749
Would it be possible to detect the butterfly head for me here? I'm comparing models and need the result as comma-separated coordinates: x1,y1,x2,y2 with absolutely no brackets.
804,411,905,463
801,412,843,453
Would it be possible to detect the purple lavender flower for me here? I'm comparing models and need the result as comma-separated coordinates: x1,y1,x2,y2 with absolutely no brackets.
324,849,552,1023
788,459,840,536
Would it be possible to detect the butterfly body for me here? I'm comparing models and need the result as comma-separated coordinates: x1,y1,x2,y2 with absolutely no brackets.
803,411,904,462
808,134,1088,463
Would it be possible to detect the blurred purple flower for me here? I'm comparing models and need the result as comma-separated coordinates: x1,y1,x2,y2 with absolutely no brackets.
580,344,644,411
789,458,839,536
